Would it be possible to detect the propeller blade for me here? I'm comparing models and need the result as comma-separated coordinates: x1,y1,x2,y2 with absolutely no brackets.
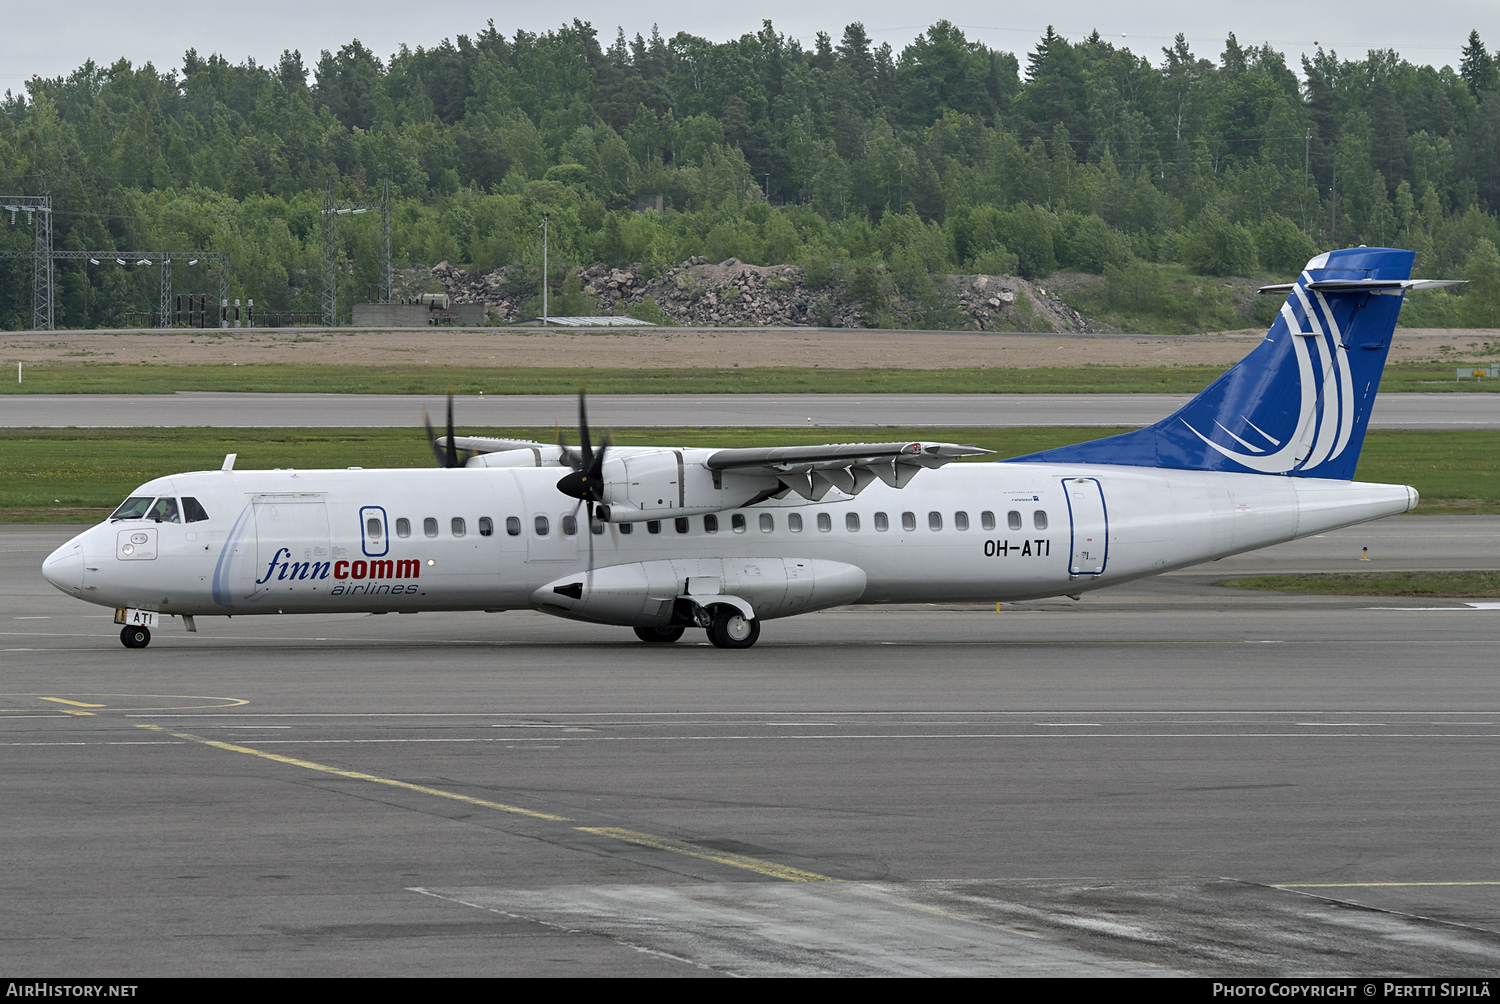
423,405,450,468
424,395,474,469
584,500,595,577
578,390,593,468
445,395,459,469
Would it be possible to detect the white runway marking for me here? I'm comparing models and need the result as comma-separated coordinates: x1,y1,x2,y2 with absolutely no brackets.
18,730,1500,747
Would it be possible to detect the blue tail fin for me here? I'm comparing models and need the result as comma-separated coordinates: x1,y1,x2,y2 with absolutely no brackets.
1006,247,1415,480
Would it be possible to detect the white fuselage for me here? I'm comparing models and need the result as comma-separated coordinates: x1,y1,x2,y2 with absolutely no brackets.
43,462,1417,625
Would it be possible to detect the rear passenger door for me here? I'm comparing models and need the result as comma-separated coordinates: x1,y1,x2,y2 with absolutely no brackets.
1063,477,1108,576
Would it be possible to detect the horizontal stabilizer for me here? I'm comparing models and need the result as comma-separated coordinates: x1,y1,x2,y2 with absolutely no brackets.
1258,278,1463,294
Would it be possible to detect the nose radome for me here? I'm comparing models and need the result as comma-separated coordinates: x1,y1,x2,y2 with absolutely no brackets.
42,541,84,596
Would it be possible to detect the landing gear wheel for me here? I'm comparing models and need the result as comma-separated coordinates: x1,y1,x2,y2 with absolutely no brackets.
120,625,151,649
633,625,685,644
706,607,760,649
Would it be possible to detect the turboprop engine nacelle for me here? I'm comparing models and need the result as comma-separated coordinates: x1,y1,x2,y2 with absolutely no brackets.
598,449,777,521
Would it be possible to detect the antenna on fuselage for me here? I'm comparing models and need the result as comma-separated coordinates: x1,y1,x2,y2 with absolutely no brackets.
221,454,237,472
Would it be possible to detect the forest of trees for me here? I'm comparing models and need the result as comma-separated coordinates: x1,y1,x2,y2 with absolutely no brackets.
3,20,1500,330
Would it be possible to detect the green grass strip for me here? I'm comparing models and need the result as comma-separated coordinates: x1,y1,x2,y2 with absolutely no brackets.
3,426,1495,523
2,362,1497,395
1219,572,1500,597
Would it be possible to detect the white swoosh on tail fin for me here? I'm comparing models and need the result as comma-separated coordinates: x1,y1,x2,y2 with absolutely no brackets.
1182,280,1352,474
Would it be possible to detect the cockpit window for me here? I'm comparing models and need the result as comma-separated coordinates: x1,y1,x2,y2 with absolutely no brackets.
110,496,154,521
183,497,209,523
147,498,181,523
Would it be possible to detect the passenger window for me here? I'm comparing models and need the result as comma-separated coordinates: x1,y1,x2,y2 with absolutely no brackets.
675,517,690,534
981,511,995,531
928,511,943,531
533,515,549,536
731,514,746,533
647,520,661,534
704,514,719,533
1008,510,1022,530
902,511,916,532
183,497,210,522
562,515,578,536
760,513,774,532
396,517,411,538
955,511,969,531
478,517,493,537
367,517,383,538
619,521,633,534
1033,510,1048,530
451,517,466,537
148,498,181,523
846,512,860,532
110,496,154,521
425,517,439,537
874,512,888,531
591,516,605,535
788,513,803,532
817,512,832,532
506,517,521,536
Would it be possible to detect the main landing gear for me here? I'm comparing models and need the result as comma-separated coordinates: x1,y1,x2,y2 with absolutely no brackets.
706,607,760,649
120,625,151,649
632,606,762,648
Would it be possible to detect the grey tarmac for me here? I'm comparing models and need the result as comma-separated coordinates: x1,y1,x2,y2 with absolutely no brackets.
3,517,1499,976
5,390,1499,429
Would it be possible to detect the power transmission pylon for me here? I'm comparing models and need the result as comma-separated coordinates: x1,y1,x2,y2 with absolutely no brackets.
380,176,392,303
1,195,54,329
321,175,390,326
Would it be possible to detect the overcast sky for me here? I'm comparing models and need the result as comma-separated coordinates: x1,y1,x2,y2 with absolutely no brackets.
2,1,1494,91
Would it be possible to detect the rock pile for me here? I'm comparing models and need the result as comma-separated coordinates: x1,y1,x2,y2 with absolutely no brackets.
426,261,528,323
951,274,1096,333
420,258,1100,332
612,259,822,327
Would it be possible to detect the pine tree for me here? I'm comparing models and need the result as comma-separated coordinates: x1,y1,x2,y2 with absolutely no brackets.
1460,31,1498,95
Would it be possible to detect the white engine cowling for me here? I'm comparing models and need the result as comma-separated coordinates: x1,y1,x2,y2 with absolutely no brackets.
599,449,776,521
531,557,867,627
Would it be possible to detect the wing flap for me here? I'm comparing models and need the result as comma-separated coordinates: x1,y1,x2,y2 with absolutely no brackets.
708,441,990,473
710,441,991,501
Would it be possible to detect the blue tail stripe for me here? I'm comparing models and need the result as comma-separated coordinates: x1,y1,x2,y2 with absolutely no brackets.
1004,247,1414,480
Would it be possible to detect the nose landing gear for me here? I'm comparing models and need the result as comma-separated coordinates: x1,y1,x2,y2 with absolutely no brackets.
120,625,151,649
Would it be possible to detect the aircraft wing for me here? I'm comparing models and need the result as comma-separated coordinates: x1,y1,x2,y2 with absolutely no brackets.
441,436,550,455
707,441,992,497
440,428,992,505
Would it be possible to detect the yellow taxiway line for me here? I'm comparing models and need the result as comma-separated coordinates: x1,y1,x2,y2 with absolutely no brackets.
136,723,836,883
